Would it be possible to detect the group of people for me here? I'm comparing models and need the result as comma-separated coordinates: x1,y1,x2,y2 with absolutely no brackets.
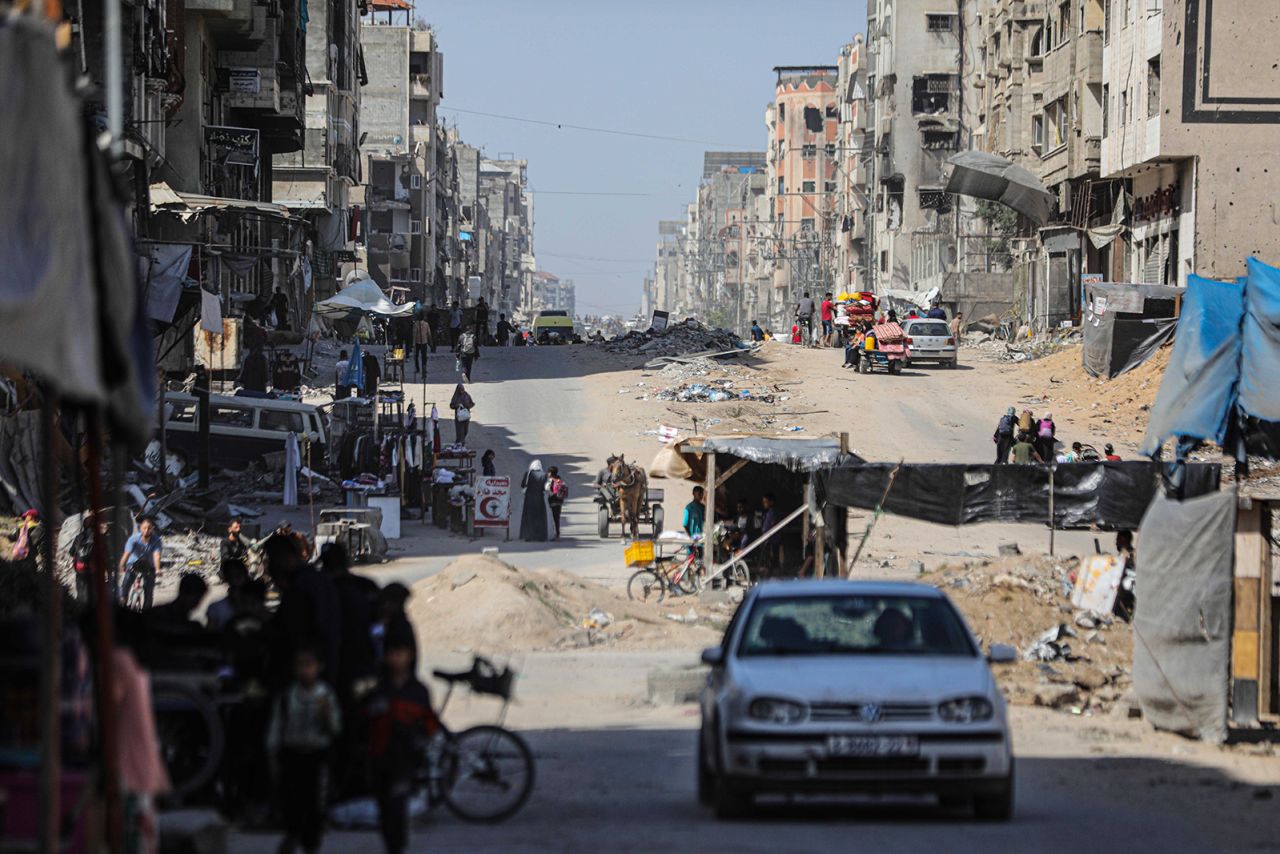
993,407,1122,465
117,517,437,853
681,487,783,572
520,460,568,541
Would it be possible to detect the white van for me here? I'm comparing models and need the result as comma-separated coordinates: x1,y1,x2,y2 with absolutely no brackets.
163,392,328,470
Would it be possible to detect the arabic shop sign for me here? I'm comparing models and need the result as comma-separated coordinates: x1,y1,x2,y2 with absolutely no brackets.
1133,182,1180,224
205,125,259,167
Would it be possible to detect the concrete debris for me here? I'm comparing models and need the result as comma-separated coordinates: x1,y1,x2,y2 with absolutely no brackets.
598,318,743,359
1024,623,1080,662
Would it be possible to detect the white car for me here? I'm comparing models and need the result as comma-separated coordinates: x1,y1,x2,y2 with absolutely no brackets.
902,318,958,367
698,580,1015,820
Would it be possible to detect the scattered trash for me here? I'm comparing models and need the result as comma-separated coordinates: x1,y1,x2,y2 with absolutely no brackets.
1024,623,1079,662
665,608,699,624
998,542,1021,556
582,608,614,629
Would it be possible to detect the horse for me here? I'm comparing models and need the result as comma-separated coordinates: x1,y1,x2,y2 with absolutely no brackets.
608,454,648,540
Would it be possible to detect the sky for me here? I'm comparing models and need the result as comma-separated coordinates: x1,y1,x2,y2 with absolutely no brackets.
422,0,867,317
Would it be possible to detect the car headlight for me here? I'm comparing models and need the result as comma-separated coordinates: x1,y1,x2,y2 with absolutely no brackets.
938,696,994,723
748,697,808,724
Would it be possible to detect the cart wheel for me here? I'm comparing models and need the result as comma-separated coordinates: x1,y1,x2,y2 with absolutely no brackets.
598,506,610,539
889,360,902,375
651,505,665,536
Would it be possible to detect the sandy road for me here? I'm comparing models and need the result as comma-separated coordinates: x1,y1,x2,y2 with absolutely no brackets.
224,341,1280,853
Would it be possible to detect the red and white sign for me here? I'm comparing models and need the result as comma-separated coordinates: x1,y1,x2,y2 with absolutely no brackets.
474,476,511,528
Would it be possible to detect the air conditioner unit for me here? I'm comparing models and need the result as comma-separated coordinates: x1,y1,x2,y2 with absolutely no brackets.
410,220,422,234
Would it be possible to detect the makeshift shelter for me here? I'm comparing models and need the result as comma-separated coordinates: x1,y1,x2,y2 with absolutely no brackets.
313,278,416,322
1082,282,1182,379
650,434,857,579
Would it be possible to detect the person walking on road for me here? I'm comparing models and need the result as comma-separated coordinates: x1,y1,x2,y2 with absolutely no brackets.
268,645,340,854
481,449,497,476
794,292,816,347
334,350,350,399
949,312,964,344
519,460,550,542
496,313,513,347
1035,413,1056,464
119,515,163,609
819,292,835,347
455,327,479,383
475,297,490,345
448,300,463,349
1011,432,1042,464
412,315,432,376
993,407,1017,464
546,466,568,541
449,383,474,446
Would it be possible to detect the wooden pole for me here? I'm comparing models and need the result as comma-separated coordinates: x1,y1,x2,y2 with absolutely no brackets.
704,450,717,562
38,393,61,854
1048,463,1056,556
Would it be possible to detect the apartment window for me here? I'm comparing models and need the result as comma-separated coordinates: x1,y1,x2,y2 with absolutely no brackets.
926,13,955,31
1147,57,1161,117
824,180,837,193
825,104,838,118
1030,26,1044,56
1032,114,1045,153
778,103,786,122
802,180,816,193
912,75,952,114
880,250,888,273
1102,84,1110,136
410,174,422,189
1057,2,1070,45
1120,88,1128,124
825,142,836,157
1104,0,1111,42
1124,0,1131,25
410,219,422,234
1043,98,1068,148
800,218,815,232
801,143,817,158
922,129,959,149
777,177,785,195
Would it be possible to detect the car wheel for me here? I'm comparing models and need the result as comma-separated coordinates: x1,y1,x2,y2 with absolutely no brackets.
697,731,714,806
973,768,1014,821
948,358,958,369
713,776,751,820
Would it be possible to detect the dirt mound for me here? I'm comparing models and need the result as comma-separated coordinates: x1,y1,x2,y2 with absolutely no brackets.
408,554,722,654
924,554,1133,714
1011,343,1170,449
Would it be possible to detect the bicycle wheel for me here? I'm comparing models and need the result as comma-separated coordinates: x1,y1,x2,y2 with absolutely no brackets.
727,560,752,587
443,725,536,823
151,681,224,804
627,569,666,603
674,560,705,595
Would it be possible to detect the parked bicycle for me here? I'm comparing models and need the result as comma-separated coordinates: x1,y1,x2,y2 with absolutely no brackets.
626,537,706,602
419,656,536,823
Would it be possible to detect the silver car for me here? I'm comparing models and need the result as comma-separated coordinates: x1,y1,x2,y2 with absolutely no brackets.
902,318,958,367
698,580,1015,820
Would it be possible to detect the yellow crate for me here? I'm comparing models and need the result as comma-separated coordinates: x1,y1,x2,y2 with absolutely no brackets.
624,539,655,566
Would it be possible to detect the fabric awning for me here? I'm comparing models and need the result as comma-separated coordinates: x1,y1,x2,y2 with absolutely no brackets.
149,182,292,222
649,434,853,481
943,151,1055,225
313,279,416,320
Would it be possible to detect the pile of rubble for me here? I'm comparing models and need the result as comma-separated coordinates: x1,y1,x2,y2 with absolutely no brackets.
965,329,1082,363
923,554,1136,716
615,358,790,406
599,319,743,359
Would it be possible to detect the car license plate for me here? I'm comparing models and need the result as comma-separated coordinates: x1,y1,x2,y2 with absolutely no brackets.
826,735,919,757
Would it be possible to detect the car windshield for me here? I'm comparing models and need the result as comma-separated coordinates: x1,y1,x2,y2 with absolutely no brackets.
738,594,976,657
909,322,950,336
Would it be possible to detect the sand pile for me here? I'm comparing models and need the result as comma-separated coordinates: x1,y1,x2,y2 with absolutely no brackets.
923,554,1134,714
408,554,722,654
1011,343,1170,448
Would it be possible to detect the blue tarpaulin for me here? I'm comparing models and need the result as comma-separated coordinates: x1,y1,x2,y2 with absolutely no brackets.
1140,275,1244,455
1240,257,1280,422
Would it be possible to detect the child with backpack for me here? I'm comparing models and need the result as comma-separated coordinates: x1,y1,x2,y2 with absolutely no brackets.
455,328,479,383
546,466,568,541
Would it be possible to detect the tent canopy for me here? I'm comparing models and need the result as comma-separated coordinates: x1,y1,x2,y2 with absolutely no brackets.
944,151,1055,225
313,279,415,320
649,434,850,481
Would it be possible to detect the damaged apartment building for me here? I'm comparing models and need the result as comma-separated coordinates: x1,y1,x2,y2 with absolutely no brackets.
357,0,451,305
69,0,365,377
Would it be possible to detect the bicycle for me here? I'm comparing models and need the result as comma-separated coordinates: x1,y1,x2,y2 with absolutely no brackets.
627,545,705,603
419,656,535,824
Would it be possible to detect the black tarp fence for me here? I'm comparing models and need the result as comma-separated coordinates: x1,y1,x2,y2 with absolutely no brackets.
813,461,1221,530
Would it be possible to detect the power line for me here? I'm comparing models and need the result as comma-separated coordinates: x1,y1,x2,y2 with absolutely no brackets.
441,106,754,148
528,190,654,197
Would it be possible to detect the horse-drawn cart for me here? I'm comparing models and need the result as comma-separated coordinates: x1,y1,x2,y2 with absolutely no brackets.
596,487,664,539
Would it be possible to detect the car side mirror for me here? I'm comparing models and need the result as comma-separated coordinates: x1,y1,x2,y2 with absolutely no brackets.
987,643,1017,664
700,646,725,667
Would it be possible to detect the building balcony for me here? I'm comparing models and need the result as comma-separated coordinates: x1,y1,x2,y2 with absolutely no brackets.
410,73,432,99
410,124,432,145
1074,31,1103,84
